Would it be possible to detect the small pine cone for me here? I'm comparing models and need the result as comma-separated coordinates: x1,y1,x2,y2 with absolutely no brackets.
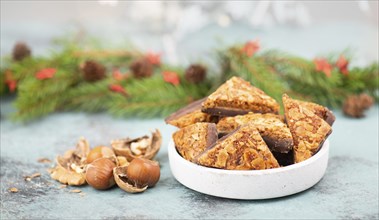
82,60,106,82
130,58,153,79
359,93,374,109
342,93,374,118
12,42,31,61
185,64,207,84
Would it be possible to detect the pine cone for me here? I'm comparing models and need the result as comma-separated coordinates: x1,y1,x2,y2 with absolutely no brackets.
359,93,374,109
130,58,153,79
82,60,106,82
342,93,374,118
12,42,31,61
185,64,207,84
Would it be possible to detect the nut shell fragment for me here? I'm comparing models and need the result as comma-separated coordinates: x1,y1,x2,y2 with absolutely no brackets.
113,166,148,193
9,187,19,193
50,137,90,186
111,130,162,161
74,137,90,159
50,166,86,186
24,172,41,181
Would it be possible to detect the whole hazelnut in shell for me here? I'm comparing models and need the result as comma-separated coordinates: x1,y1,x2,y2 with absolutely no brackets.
127,158,160,187
85,158,116,190
87,146,115,164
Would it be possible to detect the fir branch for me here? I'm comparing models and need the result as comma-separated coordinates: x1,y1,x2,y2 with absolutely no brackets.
73,50,141,58
61,79,114,112
107,75,211,118
219,47,378,108
2,35,378,122
11,70,80,121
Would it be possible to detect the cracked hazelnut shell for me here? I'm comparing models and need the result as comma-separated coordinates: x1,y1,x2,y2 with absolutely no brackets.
50,137,90,186
111,129,162,161
113,158,160,193
113,166,147,193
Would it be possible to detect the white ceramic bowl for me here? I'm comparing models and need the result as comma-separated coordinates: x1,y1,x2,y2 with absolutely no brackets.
168,139,329,200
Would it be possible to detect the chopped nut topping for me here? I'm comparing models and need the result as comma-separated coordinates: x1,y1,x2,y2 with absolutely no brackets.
217,113,293,153
283,94,332,163
202,77,280,115
173,123,218,162
196,124,279,170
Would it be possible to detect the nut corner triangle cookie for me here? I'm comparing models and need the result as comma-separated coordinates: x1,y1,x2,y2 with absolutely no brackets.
173,122,218,162
201,77,280,116
282,94,332,163
216,113,294,153
165,97,216,128
196,123,279,170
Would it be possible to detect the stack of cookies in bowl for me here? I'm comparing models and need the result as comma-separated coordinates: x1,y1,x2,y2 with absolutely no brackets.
166,77,335,170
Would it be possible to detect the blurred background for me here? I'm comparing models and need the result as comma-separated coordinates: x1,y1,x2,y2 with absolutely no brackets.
1,0,378,65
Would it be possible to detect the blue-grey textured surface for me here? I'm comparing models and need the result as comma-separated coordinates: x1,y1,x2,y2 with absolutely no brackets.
0,97,378,219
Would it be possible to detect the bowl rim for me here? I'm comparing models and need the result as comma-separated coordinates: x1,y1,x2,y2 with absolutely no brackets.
169,139,329,175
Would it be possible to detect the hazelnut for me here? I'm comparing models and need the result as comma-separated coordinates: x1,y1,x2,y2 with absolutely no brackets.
85,158,116,190
114,166,147,193
127,158,160,187
113,158,160,193
86,146,115,164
